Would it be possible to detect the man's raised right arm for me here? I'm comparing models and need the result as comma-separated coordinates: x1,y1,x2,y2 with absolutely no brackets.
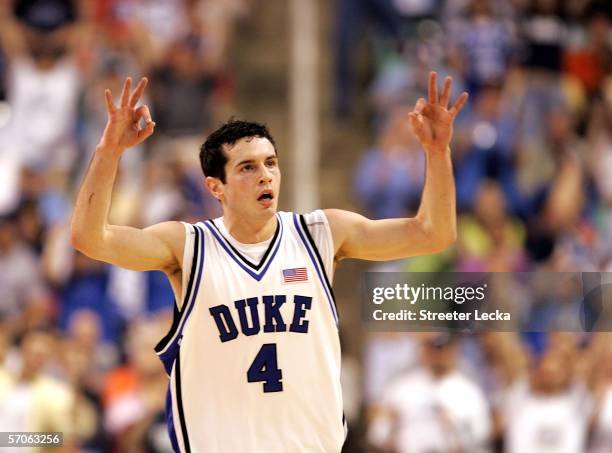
71,77,184,274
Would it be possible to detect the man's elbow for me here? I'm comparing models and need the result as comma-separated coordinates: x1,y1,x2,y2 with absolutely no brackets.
428,226,457,254
416,216,456,254
439,229,457,251
70,226,102,258
70,228,89,254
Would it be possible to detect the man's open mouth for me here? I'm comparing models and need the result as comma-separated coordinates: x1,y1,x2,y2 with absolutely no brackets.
257,190,274,202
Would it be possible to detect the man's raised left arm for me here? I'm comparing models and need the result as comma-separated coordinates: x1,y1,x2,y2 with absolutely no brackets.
326,71,468,262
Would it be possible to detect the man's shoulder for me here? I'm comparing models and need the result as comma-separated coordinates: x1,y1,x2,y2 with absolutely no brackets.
146,220,186,241
276,210,329,226
145,221,187,268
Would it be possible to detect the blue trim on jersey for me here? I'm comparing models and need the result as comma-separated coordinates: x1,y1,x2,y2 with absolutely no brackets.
157,224,206,359
174,351,191,452
166,385,181,453
203,215,283,282
292,214,338,324
159,338,180,375
209,218,280,270
155,224,201,355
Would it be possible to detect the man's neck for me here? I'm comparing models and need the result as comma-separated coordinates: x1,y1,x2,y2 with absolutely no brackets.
222,212,278,244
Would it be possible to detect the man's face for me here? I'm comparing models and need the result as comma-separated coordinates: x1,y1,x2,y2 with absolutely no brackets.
209,136,281,220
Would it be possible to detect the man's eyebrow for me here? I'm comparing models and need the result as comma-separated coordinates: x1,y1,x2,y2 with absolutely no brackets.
235,159,255,167
235,155,277,167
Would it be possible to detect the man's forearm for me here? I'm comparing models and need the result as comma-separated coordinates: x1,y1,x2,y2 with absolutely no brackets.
71,146,122,251
416,147,457,247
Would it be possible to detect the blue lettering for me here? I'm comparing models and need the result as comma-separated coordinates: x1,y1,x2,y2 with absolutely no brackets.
234,297,261,336
209,305,239,342
262,295,287,333
289,295,312,333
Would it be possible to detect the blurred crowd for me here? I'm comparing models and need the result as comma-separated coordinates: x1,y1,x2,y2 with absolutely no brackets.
0,0,245,450
348,0,612,452
1,0,612,452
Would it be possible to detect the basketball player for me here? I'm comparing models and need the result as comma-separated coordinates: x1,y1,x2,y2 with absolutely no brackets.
71,72,468,452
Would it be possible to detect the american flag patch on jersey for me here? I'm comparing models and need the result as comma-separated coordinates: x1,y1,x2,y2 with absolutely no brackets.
282,267,308,283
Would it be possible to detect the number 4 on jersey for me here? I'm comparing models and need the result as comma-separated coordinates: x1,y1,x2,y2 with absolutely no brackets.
247,343,283,392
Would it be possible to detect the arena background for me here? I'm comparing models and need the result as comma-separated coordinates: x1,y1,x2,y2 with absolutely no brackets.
1,0,612,452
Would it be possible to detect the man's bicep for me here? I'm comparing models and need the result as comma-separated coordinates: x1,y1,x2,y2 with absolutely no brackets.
91,221,184,272
325,209,445,261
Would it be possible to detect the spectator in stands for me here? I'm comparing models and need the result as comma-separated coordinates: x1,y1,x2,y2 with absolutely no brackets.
456,179,527,271
0,0,81,175
353,106,424,219
368,332,492,452
0,210,50,338
0,329,75,442
102,316,171,452
590,337,612,452
447,0,516,94
491,332,605,453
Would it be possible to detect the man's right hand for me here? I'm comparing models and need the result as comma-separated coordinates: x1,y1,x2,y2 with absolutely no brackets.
99,77,155,153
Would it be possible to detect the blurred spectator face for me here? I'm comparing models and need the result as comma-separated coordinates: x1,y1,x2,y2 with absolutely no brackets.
24,27,69,65
381,107,417,152
469,0,493,17
474,180,506,225
564,0,590,18
0,325,8,363
605,347,612,379
548,332,578,357
68,309,102,350
588,14,610,48
126,319,165,378
552,275,581,302
61,340,92,384
20,330,54,378
19,168,46,200
531,350,571,394
534,0,558,14
0,218,17,251
419,333,458,377
17,201,42,247
167,39,201,78
474,85,501,119
546,108,573,144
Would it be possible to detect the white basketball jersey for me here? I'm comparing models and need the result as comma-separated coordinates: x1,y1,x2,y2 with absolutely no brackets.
155,211,346,453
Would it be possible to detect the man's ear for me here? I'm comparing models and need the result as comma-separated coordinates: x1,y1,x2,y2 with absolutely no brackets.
205,176,224,201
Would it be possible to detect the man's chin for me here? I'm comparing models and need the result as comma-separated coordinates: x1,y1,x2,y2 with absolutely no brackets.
254,204,277,217
255,199,278,212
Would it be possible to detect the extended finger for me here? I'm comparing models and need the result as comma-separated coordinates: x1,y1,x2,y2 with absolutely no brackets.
120,77,132,107
104,89,116,113
129,77,148,107
428,71,438,104
449,92,469,117
440,76,452,108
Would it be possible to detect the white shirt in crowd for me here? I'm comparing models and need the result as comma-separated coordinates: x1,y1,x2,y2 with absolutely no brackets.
590,386,612,453
504,378,593,453
369,368,492,453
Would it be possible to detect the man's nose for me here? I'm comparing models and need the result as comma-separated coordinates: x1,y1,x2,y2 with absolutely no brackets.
259,164,273,183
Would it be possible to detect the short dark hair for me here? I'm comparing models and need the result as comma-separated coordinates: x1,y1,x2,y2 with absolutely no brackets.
200,119,276,183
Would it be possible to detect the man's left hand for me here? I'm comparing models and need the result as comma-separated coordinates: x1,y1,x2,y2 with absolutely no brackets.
408,71,468,154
